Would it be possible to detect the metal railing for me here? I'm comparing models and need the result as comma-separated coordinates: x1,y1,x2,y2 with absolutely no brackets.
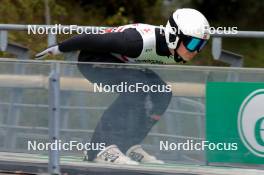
0,24,264,66
0,60,264,174
0,60,207,174
0,24,264,37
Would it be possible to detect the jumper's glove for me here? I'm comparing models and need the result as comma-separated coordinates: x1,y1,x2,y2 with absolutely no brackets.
35,45,62,60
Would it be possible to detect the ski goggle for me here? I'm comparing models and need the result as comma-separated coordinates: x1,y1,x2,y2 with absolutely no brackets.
168,16,208,52
180,34,207,52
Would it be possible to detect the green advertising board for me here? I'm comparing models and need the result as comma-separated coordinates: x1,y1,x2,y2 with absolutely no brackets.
206,82,264,164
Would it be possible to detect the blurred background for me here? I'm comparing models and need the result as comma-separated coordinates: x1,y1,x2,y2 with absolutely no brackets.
0,0,263,67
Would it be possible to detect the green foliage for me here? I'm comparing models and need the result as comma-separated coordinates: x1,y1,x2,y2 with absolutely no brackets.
0,0,67,24
189,0,264,30
105,7,129,25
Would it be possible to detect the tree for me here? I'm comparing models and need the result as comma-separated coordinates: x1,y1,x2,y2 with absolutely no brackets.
190,0,264,30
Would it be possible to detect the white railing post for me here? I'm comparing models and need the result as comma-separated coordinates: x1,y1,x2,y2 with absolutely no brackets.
48,62,61,175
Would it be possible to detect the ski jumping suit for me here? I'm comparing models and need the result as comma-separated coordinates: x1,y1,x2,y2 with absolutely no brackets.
58,24,174,160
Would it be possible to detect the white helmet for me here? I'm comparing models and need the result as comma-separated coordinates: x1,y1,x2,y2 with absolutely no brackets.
165,8,210,52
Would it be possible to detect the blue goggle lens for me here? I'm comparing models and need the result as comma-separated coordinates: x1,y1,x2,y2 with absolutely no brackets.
186,38,207,52
187,38,201,51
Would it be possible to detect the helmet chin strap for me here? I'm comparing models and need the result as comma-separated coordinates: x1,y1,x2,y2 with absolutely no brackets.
173,51,187,63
